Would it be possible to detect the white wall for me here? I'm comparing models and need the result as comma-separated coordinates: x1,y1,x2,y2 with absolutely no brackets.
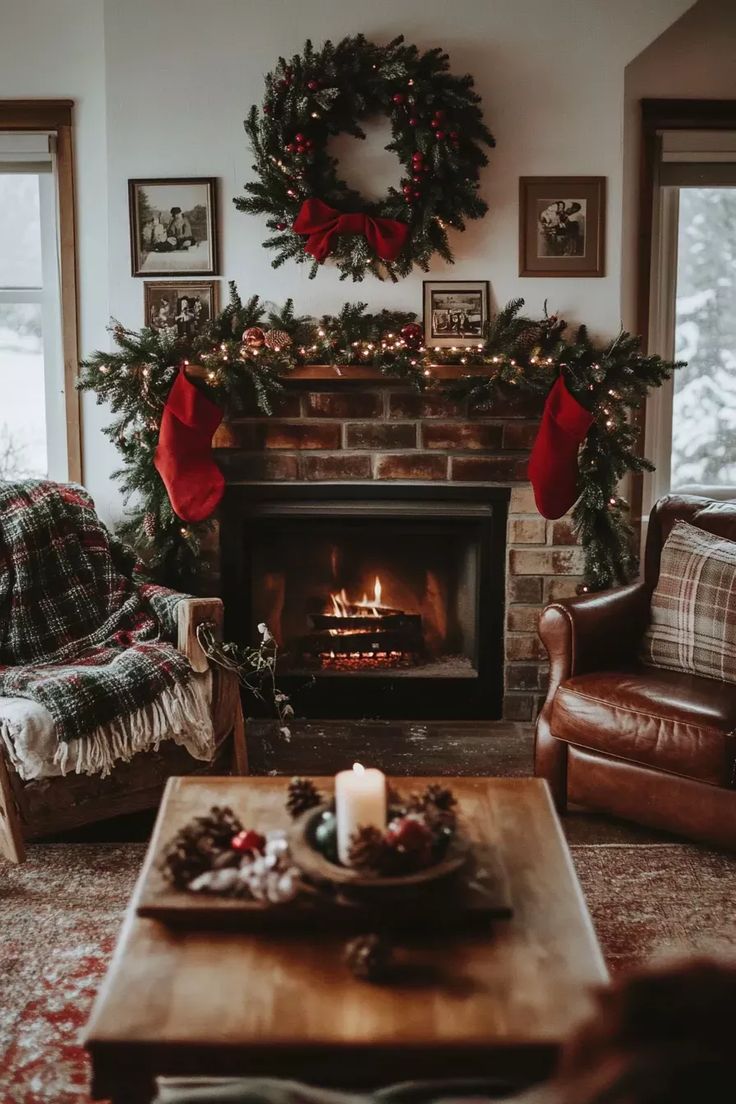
1,0,696,521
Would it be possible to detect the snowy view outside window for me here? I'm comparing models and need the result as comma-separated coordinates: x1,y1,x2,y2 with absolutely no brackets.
672,188,736,488
0,173,47,480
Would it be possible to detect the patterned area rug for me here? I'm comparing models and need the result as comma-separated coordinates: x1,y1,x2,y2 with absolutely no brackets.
0,841,735,1104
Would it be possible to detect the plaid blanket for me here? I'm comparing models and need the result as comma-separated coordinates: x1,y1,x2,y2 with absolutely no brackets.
0,480,192,743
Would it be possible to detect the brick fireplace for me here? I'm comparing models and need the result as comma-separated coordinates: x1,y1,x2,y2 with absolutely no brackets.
210,370,585,722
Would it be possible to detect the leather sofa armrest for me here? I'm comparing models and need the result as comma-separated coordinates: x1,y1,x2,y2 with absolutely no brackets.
539,580,650,689
177,598,224,674
534,580,650,810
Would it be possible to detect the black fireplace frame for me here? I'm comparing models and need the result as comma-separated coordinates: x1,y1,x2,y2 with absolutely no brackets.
220,483,509,720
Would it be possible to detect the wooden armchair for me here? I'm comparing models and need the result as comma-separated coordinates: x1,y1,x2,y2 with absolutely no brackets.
0,597,247,864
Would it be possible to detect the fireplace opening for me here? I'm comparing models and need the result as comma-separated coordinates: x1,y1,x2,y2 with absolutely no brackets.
252,521,479,677
221,485,508,719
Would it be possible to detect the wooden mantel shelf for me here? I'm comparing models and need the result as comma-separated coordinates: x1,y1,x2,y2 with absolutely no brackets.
285,363,489,382
187,363,491,384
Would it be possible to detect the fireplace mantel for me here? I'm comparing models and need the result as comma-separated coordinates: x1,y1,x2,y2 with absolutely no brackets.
209,371,585,722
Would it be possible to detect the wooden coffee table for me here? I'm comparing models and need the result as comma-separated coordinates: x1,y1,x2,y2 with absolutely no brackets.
84,776,607,1103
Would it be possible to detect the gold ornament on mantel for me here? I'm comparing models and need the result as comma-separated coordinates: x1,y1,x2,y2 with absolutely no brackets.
264,329,293,353
242,326,266,348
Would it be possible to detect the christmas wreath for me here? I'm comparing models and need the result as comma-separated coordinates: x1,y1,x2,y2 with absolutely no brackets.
235,34,494,281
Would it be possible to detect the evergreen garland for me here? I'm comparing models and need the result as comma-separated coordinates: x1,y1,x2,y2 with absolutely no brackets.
79,285,682,593
234,34,494,281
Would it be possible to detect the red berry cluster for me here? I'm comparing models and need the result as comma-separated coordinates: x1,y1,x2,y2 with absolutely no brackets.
401,149,430,206
430,109,460,146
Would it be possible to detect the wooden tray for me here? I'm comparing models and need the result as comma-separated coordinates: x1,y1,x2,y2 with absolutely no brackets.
137,819,512,931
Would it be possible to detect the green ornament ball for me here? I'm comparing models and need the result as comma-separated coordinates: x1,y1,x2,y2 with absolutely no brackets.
313,811,338,862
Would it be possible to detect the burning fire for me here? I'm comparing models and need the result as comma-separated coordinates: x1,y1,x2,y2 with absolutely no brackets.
329,575,383,618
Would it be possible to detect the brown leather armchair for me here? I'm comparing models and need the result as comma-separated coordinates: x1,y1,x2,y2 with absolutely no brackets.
535,494,736,851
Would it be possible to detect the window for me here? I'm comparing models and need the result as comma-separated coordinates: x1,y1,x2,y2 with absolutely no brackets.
643,119,736,512
0,103,80,483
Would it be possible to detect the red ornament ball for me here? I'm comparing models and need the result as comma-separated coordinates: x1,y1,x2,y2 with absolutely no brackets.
386,815,433,866
409,117,419,127
231,829,267,854
275,222,287,231
242,326,266,348
392,93,406,105
400,323,423,350
435,130,446,141
307,79,320,91
294,132,305,143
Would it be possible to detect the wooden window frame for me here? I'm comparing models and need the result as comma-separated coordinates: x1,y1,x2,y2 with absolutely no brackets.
0,100,81,481
633,99,736,531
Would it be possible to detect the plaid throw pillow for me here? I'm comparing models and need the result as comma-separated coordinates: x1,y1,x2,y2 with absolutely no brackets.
641,520,736,684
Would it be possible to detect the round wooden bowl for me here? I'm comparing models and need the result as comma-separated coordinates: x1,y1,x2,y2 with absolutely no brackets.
288,805,467,899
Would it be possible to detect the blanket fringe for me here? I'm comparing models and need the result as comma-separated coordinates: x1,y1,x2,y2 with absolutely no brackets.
53,674,214,779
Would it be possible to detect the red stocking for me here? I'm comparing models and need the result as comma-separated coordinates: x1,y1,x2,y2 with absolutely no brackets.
528,375,594,520
154,367,225,522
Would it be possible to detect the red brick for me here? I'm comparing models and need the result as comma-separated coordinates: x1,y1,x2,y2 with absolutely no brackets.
503,694,535,722
510,485,537,513
506,664,543,691
502,422,539,450
508,576,543,603
214,421,340,450
509,548,585,575
346,422,417,449
375,453,448,480
506,633,547,662
469,393,544,418
548,518,579,546
544,576,586,601
507,606,541,633
305,392,383,419
214,452,299,480
422,422,503,451
388,392,465,419
508,517,546,544
236,392,302,418
300,454,372,480
451,456,528,482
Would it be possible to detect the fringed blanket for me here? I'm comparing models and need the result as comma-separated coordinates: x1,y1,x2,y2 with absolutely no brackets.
0,481,194,754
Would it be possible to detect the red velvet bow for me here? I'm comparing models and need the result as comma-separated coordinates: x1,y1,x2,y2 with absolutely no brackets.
292,198,409,263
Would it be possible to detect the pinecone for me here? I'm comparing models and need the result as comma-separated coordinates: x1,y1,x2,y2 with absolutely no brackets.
422,784,457,812
143,512,157,539
343,933,393,982
409,784,458,832
160,805,243,889
347,825,390,873
286,777,322,819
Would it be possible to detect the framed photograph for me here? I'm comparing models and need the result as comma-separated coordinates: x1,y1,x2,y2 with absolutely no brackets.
519,177,605,277
144,280,219,338
129,178,218,277
422,280,490,348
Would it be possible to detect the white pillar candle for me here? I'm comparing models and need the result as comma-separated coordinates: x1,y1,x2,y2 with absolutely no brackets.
335,763,387,866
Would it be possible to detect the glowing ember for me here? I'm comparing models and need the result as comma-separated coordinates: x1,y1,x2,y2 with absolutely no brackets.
318,649,414,671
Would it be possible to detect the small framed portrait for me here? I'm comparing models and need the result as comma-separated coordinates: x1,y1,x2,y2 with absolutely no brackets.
519,177,605,277
144,281,219,338
423,280,490,349
129,178,218,277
